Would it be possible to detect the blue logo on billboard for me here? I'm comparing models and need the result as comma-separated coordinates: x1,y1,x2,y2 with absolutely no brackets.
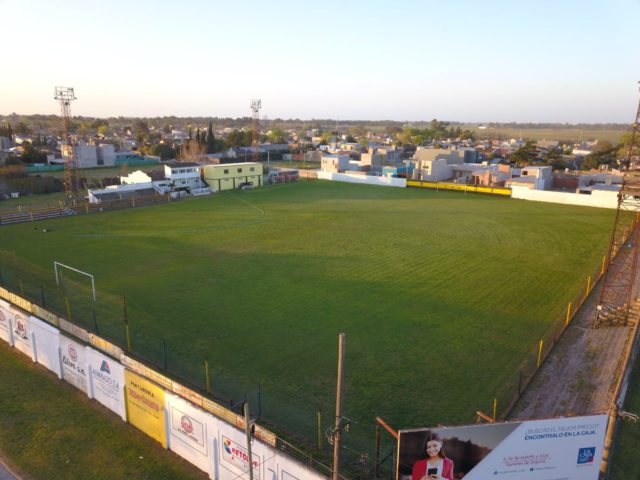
577,447,595,465
100,360,111,374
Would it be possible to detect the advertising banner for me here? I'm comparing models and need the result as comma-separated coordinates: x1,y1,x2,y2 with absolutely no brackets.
10,306,33,359
121,355,172,389
124,370,167,448
397,414,608,480
274,451,327,480
0,299,13,345
89,333,123,359
30,316,62,378
58,318,90,343
60,335,89,394
166,392,215,474
218,427,264,480
87,347,126,421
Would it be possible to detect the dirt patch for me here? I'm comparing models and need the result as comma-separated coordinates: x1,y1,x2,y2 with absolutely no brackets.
508,254,639,420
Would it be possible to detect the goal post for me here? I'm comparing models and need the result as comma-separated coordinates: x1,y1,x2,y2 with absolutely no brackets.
53,261,96,301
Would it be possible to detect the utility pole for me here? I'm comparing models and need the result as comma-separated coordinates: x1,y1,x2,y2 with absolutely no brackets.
244,402,254,480
332,333,346,480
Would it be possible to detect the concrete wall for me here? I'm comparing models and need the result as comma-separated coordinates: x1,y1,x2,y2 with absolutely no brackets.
511,185,618,209
317,171,406,188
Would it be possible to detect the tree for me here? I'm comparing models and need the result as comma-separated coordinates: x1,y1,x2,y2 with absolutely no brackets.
147,143,177,161
179,139,206,161
267,128,286,144
14,121,31,136
510,141,538,167
90,118,109,130
582,141,617,170
134,120,149,134
206,121,216,154
20,141,47,164
226,129,252,147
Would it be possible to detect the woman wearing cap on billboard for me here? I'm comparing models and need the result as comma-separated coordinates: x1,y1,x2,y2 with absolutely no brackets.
411,433,454,480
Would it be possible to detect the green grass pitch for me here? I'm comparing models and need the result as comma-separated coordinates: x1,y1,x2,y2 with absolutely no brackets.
0,180,613,450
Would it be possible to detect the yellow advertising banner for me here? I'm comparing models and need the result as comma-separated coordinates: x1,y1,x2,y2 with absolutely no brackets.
125,370,167,447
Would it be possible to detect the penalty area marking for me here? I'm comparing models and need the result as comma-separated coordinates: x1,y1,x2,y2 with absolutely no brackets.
53,261,96,301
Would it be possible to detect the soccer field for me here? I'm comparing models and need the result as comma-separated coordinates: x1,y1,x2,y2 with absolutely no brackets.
0,181,613,451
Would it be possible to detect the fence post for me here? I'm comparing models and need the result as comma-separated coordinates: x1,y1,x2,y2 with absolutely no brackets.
565,302,572,326
518,367,523,395
205,360,211,393
601,255,606,276
123,294,131,351
92,309,99,335
537,339,544,368
257,383,261,418
493,398,497,421
65,296,72,321
586,274,591,298
40,285,46,307
162,338,167,370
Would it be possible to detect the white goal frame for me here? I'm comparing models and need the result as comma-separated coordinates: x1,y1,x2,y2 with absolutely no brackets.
53,261,96,301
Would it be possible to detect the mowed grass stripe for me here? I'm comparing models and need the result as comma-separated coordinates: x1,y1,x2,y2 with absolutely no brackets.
0,181,612,447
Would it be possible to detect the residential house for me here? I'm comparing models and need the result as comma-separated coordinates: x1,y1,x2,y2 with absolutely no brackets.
506,166,553,190
321,154,351,173
62,141,116,168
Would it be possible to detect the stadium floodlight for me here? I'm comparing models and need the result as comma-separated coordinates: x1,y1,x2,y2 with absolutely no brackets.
53,261,96,301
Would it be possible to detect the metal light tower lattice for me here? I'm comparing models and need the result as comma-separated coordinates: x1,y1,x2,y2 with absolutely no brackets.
594,83,640,328
251,99,261,164
54,86,79,202
594,177,640,328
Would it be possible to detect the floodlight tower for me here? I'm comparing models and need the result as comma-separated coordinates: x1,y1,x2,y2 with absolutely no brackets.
251,99,262,164
623,81,640,170
54,86,79,203
594,82,640,328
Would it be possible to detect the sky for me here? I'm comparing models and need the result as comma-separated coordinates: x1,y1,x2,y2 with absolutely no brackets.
1,0,639,122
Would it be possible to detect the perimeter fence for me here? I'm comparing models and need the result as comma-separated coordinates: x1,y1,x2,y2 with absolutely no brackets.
0,207,628,479
0,249,380,479
487,211,637,422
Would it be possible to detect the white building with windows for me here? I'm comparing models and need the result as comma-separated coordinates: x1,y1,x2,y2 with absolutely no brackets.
164,162,207,191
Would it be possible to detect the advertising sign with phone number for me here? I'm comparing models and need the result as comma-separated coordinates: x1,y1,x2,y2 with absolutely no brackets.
397,414,607,480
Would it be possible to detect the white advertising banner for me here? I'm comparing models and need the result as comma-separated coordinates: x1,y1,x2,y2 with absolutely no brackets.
60,335,89,394
30,316,62,378
397,414,608,480
274,451,327,480
0,299,13,345
86,347,126,421
218,424,266,480
166,392,216,474
10,306,33,359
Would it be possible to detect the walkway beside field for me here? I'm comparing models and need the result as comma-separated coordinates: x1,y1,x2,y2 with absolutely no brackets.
508,251,639,420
